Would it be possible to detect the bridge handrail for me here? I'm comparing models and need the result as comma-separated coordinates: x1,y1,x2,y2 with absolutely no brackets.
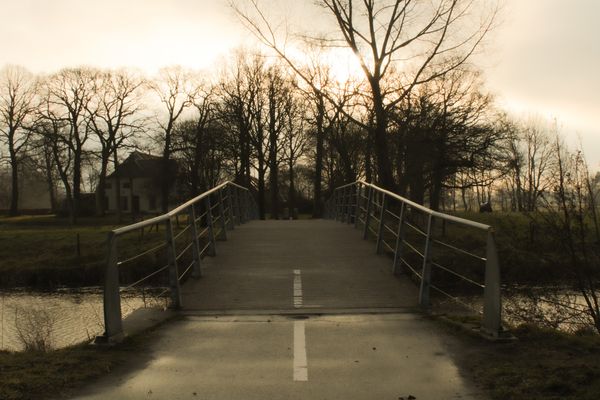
324,180,503,339
98,181,258,343
357,181,492,231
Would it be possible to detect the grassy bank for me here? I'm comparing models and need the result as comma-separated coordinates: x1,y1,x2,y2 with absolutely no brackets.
0,335,150,400
0,214,171,288
446,322,600,400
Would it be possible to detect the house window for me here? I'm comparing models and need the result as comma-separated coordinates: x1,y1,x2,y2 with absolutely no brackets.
148,195,157,210
121,196,128,211
122,182,131,189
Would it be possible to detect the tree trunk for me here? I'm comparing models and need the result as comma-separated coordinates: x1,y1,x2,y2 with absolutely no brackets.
312,97,325,218
371,81,395,190
9,148,19,216
288,157,295,220
258,156,266,220
95,155,109,216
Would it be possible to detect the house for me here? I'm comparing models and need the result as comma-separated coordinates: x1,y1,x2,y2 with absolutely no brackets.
104,151,178,214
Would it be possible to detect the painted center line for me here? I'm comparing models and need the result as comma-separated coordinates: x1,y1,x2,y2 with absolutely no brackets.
293,269,303,308
293,320,308,381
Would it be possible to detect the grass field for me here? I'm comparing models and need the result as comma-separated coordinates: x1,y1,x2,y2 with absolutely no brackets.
0,210,591,289
0,214,179,288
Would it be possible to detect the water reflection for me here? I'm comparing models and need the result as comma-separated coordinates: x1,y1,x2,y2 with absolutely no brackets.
0,289,167,351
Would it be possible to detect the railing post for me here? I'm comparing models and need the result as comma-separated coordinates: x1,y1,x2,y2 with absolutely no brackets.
237,188,245,224
362,186,373,239
419,214,435,307
375,193,387,253
243,190,250,222
233,186,241,225
340,187,348,223
227,185,235,230
205,196,217,256
392,203,407,275
348,185,355,225
217,189,228,240
482,229,502,337
354,183,361,229
100,232,123,342
333,190,339,221
188,205,202,279
166,217,182,309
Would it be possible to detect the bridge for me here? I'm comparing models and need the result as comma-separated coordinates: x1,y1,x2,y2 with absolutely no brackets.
82,181,503,399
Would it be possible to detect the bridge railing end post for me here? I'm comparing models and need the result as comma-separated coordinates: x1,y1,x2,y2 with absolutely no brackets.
482,229,503,338
166,217,182,310
98,231,124,343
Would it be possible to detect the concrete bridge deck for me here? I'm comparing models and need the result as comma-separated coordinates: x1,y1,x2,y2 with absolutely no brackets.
71,220,487,400
181,219,419,313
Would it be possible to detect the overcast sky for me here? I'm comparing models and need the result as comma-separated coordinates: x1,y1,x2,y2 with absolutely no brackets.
1,0,599,166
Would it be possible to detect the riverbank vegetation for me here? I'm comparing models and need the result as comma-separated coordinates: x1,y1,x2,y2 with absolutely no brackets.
0,334,150,400
453,323,600,400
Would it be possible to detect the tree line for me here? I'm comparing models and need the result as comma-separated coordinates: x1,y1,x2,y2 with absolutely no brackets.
1,0,597,223
0,53,595,223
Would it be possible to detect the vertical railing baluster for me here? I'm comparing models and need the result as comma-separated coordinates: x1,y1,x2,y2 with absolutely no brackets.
188,205,202,278
233,186,241,225
375,193,387,253
227,185,235,229
166,216,182,309
243,190,250,222
348,185,354,225
205,196,217,256
354,183,361,229
345,186,351,223
362,186,373,239
101,232,123,341
392,202,406,275
334,190,339,221
237,188,245,224
419,214,435,307
218,189,227,240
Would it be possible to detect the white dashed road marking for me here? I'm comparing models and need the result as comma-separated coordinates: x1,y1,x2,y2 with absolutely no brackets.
293,320,308,381
293,269,303,308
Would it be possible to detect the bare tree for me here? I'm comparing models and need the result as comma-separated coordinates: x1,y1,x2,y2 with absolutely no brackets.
235,0,497,190
0,65,37,216
87,69,145,216
149,67,198,212
536,138,600,333
39,68,96,221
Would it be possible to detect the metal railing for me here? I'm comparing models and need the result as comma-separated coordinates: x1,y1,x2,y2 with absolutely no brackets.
98,181,258,343
324,180,503,338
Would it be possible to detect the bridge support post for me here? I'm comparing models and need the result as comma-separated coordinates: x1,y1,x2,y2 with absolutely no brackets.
419,214,435,307
217,189,228,240
188,205,203,279
227,186,235,229
362,186,373,239
99,232,124,343
392,203,407,275
342,187,347,222
333,189,339,221
242,190,250,222
166,218,182,309
205,197,217,256
354,183,361,229
482,229,503,338
375,193,387,254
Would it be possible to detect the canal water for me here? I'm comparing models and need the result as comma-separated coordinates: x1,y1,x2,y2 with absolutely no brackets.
0,288,167,351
